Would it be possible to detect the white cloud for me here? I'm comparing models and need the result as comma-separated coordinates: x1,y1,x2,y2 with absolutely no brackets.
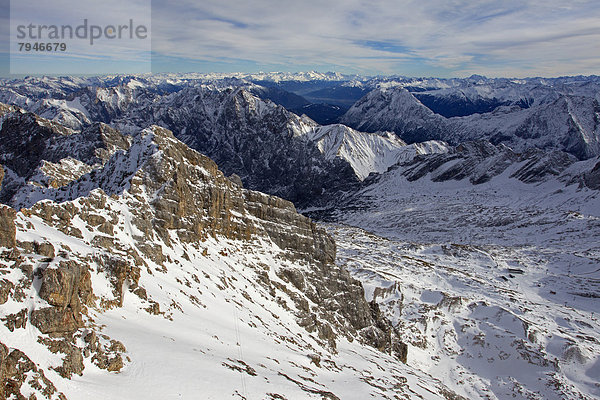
7,0,600,76
147,0,600,76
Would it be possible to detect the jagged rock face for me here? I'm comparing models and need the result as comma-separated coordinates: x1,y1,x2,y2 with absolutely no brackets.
126,126,254,243
584,159,600,189
0,110,129,173
1,83,362,207
341,88,448,144
243,190,335,264
30,307,82,335
510,148,577,183
0,278,13,305
9,122,368,329
109,125,336,264
0,342,67,400
0,118,337,265
0,205,16,248
133,87,359,206
0,111,73,175
0,110,130,205
386,140,578,186
0,112,410,399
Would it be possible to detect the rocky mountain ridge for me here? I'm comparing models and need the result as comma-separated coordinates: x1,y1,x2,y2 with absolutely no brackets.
0,82,446,206
341,84,600,160
3,74,600,210
0,108,482,399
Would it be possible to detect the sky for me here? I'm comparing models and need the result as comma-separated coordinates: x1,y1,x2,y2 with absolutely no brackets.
2,0,600,78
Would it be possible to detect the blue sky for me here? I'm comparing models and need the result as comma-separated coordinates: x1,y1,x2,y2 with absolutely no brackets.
2,0,600,77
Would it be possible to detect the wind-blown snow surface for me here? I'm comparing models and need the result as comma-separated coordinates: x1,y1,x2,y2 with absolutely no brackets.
326,160,600,399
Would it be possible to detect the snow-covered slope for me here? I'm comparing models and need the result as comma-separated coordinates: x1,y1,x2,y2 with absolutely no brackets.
330,223,600,399
0,111,472,399
320,143,600,399
341,88,448,144
301,124,448,180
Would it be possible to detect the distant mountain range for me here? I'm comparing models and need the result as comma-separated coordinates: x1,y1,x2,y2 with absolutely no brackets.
1,73,598,202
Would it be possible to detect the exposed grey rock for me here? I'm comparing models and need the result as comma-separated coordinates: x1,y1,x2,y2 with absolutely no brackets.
0,341,67,400
390,140,578,186
243,190,336,264
584,159,600,190
228,173,243,188
511,149,577,183
0,113,130,206
0,278,14,304
30,307,80,335
0,205,16,248
97,255,140,307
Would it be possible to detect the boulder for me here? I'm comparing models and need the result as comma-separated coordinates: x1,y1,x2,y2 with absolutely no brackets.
2,309,27,332
228,173,243,188
38,260,93,310
0,279,14,304
35,242,55,258
30,307,80,335
31,261,92,335
39,263,80,308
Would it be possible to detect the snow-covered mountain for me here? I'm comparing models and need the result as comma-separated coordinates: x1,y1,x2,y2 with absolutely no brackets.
341,80,600,160
341,88,448,144
301,124,448,180
0,108,485,399
2,73,600,399
317,140,600,399
0,80,441,205
4,73,600,164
